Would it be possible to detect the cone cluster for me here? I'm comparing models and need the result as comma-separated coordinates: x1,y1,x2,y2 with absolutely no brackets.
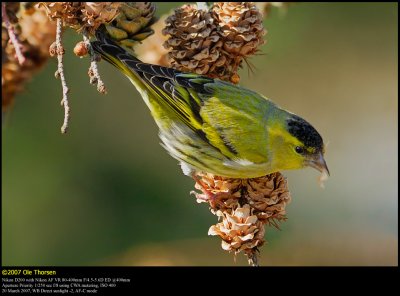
162,2,265,83
39,2,120,34
39,2,156,51
193,172,291,256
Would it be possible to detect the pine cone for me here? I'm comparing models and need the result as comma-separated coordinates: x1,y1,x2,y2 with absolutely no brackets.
193,172,291,217
192,173,241,209
19,6,58,55
2,6,56,112
193,171,291,257
211,2,266,82
162,4,228,79
105,2,156,51
39,2,83,27
38,2,120,34
82,2,121,33
245,173,291,224
38,2,156,52
208,204,265,253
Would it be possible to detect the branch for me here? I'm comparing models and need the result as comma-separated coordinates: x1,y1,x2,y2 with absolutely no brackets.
246,250,260,267
55,18,70,134
2,3,26,65
83,33,106,94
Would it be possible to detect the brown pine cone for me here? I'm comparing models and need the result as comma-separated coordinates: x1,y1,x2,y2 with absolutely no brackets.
38,2,156,51
208,204,266,253
39,2,121,34
211,2,266,82
162,4,229,79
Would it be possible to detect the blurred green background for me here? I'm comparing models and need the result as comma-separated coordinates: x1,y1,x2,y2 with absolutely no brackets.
2,3,398,266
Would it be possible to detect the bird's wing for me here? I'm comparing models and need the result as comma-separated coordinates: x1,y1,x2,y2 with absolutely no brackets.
92,29,269,163
198,81,271,164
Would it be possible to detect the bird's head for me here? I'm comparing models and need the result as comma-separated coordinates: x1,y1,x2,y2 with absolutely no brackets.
268,114,329,176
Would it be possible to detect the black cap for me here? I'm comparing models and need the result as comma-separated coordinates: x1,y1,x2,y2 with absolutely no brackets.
286,115,324,152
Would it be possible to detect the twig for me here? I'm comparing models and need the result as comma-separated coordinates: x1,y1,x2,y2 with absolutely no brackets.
83,33,107,94
2,2,26,65
55,18,70,134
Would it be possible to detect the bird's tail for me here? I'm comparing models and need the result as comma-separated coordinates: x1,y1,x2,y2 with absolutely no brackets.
90,26,147,91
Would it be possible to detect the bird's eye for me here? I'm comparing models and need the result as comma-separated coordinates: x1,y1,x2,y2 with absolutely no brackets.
295,146,304,154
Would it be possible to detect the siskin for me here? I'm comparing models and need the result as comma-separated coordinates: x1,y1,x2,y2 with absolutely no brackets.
91,29,329,179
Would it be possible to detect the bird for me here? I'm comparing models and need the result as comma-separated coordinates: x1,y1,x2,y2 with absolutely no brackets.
91,28,329,180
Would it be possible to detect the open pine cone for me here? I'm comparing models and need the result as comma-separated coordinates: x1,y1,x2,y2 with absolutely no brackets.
211,2,266,82
208,204,266,253
193,172,291,259
39,2,120,34
162,4,228,79
39,2,156,49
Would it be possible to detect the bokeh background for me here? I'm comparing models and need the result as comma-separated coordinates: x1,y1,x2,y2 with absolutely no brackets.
2,2,398,266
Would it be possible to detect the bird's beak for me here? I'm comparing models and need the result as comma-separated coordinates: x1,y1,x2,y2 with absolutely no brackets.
307,151,330,176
